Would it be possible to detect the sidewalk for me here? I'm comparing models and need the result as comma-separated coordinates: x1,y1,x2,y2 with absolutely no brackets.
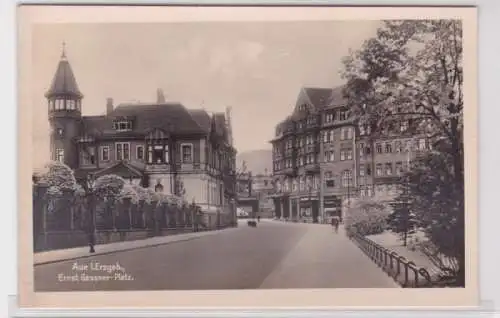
34,226,240,266
259,224,399,288
366,231,438,272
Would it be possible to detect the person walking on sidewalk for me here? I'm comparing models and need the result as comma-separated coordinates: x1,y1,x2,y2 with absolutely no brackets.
331,217,339,234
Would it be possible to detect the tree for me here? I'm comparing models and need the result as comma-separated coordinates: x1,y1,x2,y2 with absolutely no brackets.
37,161,78,192
341,20,464,286
386,199,419,247
396,150,464,285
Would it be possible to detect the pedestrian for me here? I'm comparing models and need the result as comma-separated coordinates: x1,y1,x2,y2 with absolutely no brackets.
331,217,339,233
257,215,261,222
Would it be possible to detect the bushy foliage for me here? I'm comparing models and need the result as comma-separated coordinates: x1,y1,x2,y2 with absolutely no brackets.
344,197,392,236
118,183,139,204
132,184,152,203
93,174,126,200
38,161,77,192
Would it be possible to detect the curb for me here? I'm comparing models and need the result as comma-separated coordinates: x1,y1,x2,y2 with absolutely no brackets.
34,226,241,266
34,235,204,266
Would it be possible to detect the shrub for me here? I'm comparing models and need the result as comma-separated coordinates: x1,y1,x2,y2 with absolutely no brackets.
93,174,126,200
38,161,77,192
118,183,139,204
344,197,391,236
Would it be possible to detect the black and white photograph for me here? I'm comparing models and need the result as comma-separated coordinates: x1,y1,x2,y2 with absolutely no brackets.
19,5,478,308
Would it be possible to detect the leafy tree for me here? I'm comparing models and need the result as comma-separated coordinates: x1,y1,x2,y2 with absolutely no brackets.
386,188,419,247
342,20,464,286
38,161,78,192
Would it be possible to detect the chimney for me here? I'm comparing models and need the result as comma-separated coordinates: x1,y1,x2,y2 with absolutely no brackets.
106,98,114,115
156,88,166,103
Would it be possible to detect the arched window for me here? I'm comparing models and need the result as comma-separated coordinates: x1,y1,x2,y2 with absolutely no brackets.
342,170,353,188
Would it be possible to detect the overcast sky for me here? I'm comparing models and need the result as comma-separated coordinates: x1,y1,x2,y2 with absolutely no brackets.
31,21,381,170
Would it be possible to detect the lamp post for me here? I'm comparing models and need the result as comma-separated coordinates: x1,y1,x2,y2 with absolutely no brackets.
84,173,96,253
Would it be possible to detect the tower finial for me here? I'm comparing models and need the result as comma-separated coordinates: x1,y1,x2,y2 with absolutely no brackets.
61,41,66,59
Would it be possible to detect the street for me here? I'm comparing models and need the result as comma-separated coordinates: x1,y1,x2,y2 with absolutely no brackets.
34,221,399,291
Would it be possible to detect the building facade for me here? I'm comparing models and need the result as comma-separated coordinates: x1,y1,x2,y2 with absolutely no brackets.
270,86,431,223
46,47,238,226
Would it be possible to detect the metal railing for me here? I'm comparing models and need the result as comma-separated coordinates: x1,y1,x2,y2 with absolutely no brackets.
349,232,433,288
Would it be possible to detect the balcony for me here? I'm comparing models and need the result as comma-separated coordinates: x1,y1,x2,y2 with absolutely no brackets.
303,163,320,173
145,164,170,173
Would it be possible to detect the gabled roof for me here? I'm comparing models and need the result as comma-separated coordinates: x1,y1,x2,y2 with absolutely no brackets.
188,109,212,132
303,87,334,108
94,161,144,178
45,51,83,99
326,86,348,108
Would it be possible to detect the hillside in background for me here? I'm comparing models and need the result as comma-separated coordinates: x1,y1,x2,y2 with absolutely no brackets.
236,149,272,175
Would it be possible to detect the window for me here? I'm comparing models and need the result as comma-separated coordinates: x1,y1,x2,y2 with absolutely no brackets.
339,110,347,121
116,143,130,161
376,164,383,176
114,120,132,131
385,143,392,153
326,179,335,188
148,144,169,164
136,145,144,160
395,141,403,153
376,143,383,153
418,138,426,150
325,113,334,123
299,177,305,191
359,143,365,157
181,144,193,163
81,147,95,165
366,166,372,176
340,149,353,161
100,146,110,161
55,148,64,163
341,170,353,187
366,146,371,155
359,164,365,176
306,135,313,145
385,163,393,175
340,127,351,140
396,162,403,175
401,121,409,132
324,151,335,162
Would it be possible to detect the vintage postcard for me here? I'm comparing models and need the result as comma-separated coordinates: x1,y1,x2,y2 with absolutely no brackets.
18,5,478,309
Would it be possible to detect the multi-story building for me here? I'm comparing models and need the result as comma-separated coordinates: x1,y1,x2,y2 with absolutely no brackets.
45,46,237,226
270,86,431,222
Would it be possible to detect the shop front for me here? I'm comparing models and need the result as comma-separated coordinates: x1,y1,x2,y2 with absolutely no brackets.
323,195,342,222
299,197,319,222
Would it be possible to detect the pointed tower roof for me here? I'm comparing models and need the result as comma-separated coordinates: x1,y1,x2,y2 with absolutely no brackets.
45,42,83,99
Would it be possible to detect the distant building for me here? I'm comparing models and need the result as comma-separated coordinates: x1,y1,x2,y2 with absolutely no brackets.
270,86,430,222
45,45,237,226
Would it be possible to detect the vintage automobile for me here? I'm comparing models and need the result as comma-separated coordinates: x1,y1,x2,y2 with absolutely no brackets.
247,219,257,227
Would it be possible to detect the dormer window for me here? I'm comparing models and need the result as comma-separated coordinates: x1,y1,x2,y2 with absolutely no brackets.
113,120,132,131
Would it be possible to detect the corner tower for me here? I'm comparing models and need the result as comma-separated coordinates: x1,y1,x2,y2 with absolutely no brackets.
46,43,83,169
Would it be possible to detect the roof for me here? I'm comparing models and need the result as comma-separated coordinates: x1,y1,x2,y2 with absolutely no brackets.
107,103,207,135
45,53,83,98
188,109,212,132
303,87,334,108
326,86,348,108
94,161,144,178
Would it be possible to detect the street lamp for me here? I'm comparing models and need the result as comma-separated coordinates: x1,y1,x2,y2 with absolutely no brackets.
83,173,96,253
